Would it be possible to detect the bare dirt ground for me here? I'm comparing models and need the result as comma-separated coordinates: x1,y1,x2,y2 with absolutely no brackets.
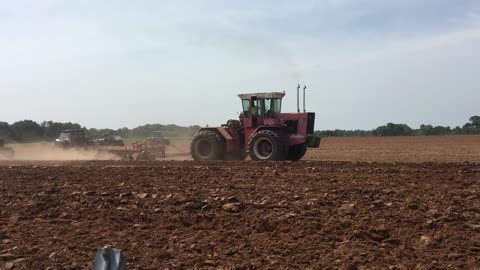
0,136,479,269
306,136,480,163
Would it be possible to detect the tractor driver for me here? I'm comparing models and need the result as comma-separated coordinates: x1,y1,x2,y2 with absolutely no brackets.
252,103,258,126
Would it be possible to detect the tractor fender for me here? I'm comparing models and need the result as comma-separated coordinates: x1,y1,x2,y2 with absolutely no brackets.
196,127,241,153
247,126,285,141
197,127,232,140
248,126,310,146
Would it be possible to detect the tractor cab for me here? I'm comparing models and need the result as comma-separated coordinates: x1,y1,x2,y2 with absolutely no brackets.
55,129,90,147
238,92,285,128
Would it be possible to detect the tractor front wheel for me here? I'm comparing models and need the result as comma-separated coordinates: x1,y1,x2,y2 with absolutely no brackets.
249,130,286,161
191,131,226,161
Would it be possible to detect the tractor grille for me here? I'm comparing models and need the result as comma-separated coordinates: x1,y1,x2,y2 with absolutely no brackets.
307,113,315,134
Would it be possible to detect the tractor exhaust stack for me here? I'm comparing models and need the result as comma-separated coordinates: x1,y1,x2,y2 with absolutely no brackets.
297,84,300,113
303,85,307,113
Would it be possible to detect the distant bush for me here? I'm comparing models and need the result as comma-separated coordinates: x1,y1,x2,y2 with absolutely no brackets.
374,123,413,136
316,129,373,137
418,125,452,136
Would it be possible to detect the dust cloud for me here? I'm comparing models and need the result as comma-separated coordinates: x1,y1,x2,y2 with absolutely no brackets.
3,142,121,161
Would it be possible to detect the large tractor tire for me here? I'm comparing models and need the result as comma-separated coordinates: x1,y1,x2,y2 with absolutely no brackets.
287,144,307,161
191,131,226,161
249,130,286,161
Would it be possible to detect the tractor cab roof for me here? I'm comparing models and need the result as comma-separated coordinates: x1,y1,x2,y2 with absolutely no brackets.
238,92,285,100
61,129,84,133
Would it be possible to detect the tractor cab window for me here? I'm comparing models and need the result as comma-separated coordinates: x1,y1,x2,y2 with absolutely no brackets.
58,132,70,140
257,99,264,116
242,99,250,118
273,98,282,113
263,98,282,116
252,99,259,117
264,98,272,116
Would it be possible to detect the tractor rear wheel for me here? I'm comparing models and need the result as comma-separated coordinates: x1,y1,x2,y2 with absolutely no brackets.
249,130,286,161
191,131,226,161
287,144,307,161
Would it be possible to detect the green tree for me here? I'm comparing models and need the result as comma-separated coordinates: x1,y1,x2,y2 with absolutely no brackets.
10,120,43,141
468,115,480,128
374,123,413,136
0,122,13,141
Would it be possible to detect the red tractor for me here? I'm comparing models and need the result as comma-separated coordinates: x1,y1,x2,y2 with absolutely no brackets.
191,86,321,161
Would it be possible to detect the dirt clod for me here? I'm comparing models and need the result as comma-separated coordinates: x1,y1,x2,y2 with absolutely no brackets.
222,202,244,213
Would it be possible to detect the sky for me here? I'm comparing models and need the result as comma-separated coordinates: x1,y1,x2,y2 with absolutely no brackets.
1,0,480,130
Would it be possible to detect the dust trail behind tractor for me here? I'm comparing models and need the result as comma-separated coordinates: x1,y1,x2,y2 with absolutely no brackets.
0,139,14,160
53,130,190,161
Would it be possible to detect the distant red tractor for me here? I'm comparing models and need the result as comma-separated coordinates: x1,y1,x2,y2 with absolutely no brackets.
191,86,321,161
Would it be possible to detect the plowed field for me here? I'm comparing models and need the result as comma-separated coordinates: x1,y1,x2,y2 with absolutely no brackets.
1,136,480,269
306,136,480,163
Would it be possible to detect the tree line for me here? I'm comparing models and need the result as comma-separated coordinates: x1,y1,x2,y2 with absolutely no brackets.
0,120,201,142
0,115,479,142
316,116,480,137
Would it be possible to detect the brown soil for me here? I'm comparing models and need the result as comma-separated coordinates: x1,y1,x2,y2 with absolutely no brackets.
306,136,480,163
1,160,479,269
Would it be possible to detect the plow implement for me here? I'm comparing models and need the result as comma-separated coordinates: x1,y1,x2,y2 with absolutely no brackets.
97,143,189,161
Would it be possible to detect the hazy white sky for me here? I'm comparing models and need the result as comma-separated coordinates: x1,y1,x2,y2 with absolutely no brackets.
1,0,479,129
